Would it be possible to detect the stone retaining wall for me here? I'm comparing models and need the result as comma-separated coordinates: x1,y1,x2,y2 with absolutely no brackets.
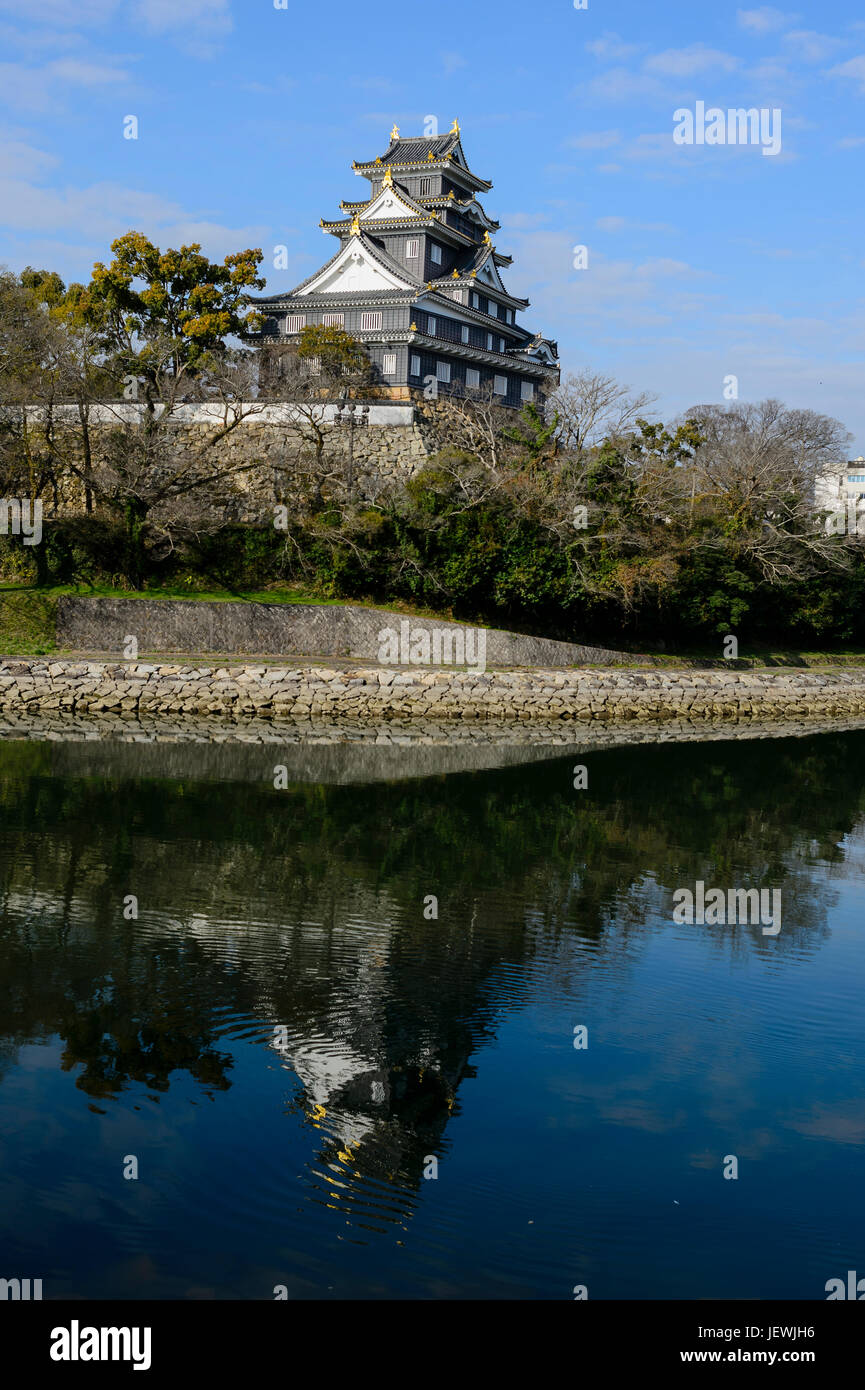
56,596,637,668
3,658,865,723
10,400,446,523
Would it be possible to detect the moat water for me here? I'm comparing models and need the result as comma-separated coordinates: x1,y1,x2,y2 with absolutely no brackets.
1,727,864,1299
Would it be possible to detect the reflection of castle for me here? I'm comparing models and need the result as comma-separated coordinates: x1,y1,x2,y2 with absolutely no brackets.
2,732,857,1227
178,895,471,1193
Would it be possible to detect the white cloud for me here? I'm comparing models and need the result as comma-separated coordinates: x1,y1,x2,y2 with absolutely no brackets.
828,55,865,93
634,257,706,279
440,51,466,75
565,130,620,150
736,7,798,34
595,215,677,235
0,0,233,58
500,212,549,229
585,32,641,63
0,0,119,23
781,30,843,63
586,67,670,104
47,57,130,84
0,55,133,112
133,0,231,38
0,135,59,178
644,45,739,78
0,169,266,267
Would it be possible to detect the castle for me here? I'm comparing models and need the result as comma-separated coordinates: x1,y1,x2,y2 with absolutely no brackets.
254,121,559,410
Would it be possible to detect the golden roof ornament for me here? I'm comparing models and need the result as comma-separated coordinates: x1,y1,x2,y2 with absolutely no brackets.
427,149,435,161
409,322,417,331
350,214,361,236
390,123,399,141
483,230,491,244
451,269,459,278
383,165,393,186
450,118,460,135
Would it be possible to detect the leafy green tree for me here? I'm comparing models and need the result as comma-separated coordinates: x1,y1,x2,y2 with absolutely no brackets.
500,400,559,465
85,231,265,399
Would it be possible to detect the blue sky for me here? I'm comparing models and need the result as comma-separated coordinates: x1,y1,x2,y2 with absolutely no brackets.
1,0,864,448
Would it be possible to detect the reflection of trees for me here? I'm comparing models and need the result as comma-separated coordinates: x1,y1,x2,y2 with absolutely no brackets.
1,729,864,1204
58,946,236,1097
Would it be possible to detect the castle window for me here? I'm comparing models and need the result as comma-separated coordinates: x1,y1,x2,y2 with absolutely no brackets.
427,315,437,335
471,292,479,308
430,243,442,265
285,314,306,334
494,374,508,396
500,338,506,353
486,333,493,350
466,367,480,389
521,380,534,401
321,313,344,326
461,326,470,344
406,238,419,258
410,353,421,376
382,352,397,376
360,311,383,331
436,361,451,383
488,300,498,319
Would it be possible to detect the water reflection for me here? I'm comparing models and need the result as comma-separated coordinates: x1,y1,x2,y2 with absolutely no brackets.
1,729,864,1297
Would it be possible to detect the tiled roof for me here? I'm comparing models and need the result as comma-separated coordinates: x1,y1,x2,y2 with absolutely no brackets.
256,232,424,301
354,131,492,189
380,133,460,164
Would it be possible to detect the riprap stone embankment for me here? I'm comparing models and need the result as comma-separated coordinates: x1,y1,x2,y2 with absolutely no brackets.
3,658,865,723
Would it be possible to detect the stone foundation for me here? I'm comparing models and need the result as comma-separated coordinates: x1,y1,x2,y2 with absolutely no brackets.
14,400,453,523
3,658,865,724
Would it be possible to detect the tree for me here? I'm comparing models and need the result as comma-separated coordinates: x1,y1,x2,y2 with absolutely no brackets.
500,400,559,466
85,231,266,401
261,325,377,513
87,348,264,587
684,399,854,583
550,369,659,460
21,267,116,513
0,268,94,518
59,234,270,584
